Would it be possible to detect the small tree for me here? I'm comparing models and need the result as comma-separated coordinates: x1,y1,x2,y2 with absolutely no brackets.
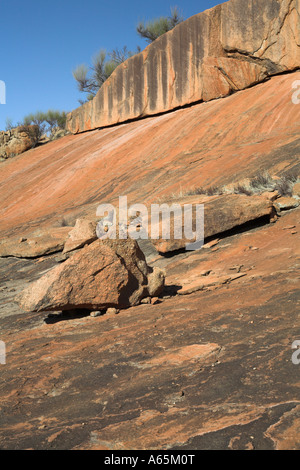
23,110,67,140
136,7,184,43
23,111,47,140
72,7,183,102
73,47,139,103
109,45,141,65
73,50,118,103
5,117,14,131
43,110,67,135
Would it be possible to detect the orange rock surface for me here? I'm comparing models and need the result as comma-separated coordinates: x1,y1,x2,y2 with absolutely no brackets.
0,73,299,239
0,207,299,450
0,47,299,454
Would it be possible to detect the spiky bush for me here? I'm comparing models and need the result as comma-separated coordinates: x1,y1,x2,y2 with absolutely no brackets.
233,184,252,196
185,185,223,197
249,172,275,192
275,178,293,197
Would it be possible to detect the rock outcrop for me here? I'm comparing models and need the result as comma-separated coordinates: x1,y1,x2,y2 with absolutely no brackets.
151,194,276,253
0,125,40,160
16,238,165,312
66,0,300,133
0,227,71,258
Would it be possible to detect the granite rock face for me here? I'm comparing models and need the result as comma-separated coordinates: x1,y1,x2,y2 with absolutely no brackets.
0,73,298,240
66,0,300,133
151,194,275,254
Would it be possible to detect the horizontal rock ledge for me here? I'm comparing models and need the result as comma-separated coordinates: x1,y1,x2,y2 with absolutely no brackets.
66,0,300,134
0,227,72,258
151,194,275,254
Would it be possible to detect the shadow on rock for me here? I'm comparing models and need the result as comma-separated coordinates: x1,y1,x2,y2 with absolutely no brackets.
44,308,92,324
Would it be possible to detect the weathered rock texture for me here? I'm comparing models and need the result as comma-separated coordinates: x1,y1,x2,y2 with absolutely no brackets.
151,194,275,253
17,239,165,312
293,182,300,197
66,0,300,133
63,218,97,253
0,208,299,449
0,227,71,258
0,125,40,160
0,72,299,241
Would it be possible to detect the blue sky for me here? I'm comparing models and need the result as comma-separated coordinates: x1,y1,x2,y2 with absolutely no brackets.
0,0,220,130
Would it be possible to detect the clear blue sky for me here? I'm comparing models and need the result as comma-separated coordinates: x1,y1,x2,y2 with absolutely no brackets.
0,0,220,130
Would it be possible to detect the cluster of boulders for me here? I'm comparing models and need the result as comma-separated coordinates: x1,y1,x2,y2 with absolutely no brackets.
0,125,40,161
16,218,166,315
0,125,71,162
12,182,300,316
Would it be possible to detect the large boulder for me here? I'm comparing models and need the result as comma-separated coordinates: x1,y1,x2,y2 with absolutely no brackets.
16,238,165,313
66,0,300,133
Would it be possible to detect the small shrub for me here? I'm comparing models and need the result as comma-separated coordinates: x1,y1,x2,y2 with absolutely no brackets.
23,111,47,139
281,169,299,184
249,172,275,191
5,117,14,131
206,186,222,196
137,7,184,44
185,186,223,197
234,184,253,196
185,187,207,196
275,178,293,197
